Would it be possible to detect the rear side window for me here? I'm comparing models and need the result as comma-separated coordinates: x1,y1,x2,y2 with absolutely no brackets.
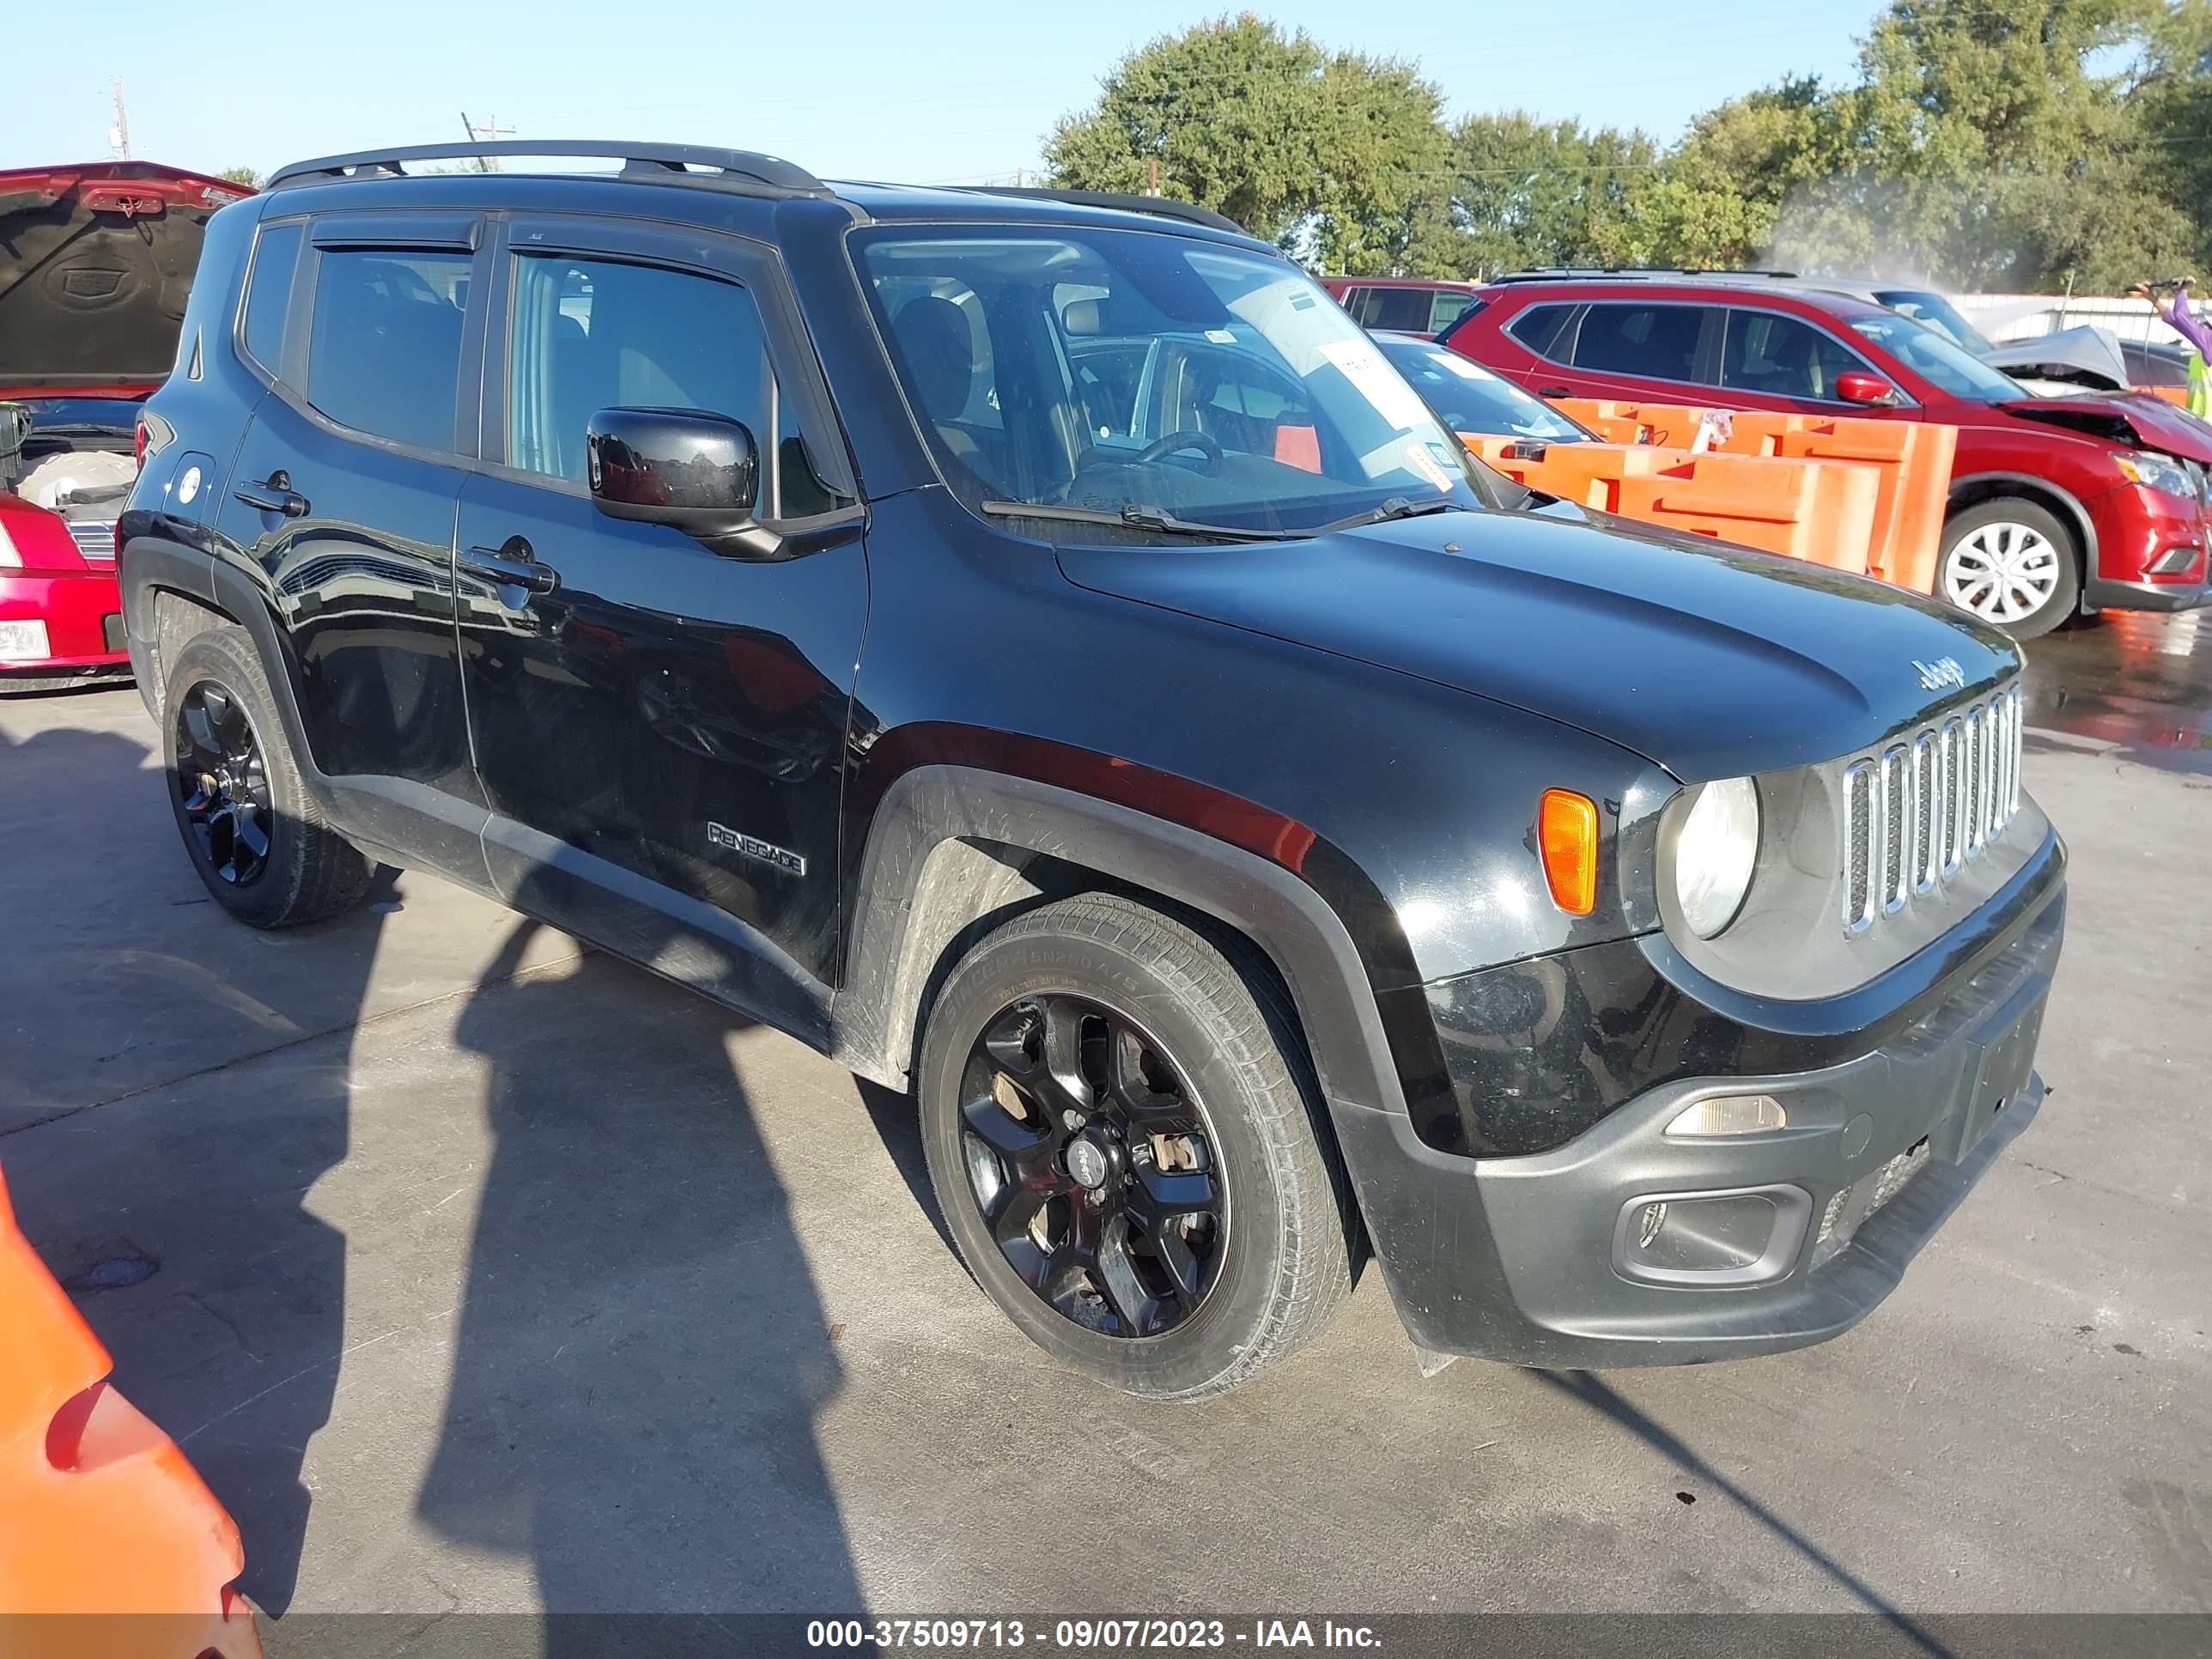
1571,303,1712,381
1503,303,1576,358
306,249,472,452
1720,310,1869,401
240,222,303,374
1364,288,1438,332
1429,291,1479,334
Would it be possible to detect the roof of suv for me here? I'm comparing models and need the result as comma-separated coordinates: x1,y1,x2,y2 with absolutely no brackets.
264,140,1272,249
1479,270,1894,321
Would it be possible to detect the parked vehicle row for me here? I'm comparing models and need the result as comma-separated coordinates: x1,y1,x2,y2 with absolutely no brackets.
119,143,2063,1401
1428,271,2209,637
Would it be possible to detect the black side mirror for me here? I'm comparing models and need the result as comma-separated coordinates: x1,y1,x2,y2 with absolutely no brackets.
586,407,760,548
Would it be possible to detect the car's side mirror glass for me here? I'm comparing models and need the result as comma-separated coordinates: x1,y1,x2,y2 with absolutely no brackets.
1834,371,1900,406
586,406,761,548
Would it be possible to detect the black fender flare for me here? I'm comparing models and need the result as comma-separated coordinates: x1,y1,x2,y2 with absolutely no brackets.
831,764,1412,1120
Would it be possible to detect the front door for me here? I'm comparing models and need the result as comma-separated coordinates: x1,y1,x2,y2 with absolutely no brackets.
211,211,489,874
455,215,866,1025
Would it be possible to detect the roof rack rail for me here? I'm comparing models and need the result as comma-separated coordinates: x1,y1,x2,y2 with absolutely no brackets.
267,141,831,200
952,185,1250,238
1491,265,1799,284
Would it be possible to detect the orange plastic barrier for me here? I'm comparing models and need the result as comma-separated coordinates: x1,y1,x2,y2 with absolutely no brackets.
0,1163,261,1659
2141,386,2187,406
1474,438,1878,572
1549,400,1959,592
1553,399,1712,449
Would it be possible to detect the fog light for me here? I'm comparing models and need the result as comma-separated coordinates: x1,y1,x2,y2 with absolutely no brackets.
1665,1093,1787,1137
0,619,52,662
1613,1184,1812,1286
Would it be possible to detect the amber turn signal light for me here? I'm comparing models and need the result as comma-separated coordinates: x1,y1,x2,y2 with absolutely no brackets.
1538,788,1599,915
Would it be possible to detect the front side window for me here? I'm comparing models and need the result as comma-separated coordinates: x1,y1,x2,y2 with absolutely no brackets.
1570,303,1712,382
855,227,1500,537
240,221,304,375
506,253,846,516
1428,290,1479,334
306,248,471,451
1847,311,2024,402
1720,310,1870,401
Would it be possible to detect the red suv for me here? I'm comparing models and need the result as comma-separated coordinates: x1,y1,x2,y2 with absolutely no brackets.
1,161,252,690
1443,273,2212,638
1321,276,1482,337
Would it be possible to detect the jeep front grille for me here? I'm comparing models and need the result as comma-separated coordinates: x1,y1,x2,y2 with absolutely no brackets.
1842,683,2023,934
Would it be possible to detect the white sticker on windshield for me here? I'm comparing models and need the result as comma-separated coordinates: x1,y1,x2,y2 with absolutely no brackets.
1317,338,1434,434
1205,328,1237,344
1404,440,1455,493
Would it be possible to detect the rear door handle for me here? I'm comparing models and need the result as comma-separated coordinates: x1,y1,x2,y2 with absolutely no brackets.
1536,386,1573,399
234,471,309,517
459,537,558,594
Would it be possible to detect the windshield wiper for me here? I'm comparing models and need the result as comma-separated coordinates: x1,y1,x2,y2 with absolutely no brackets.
980,500,1304,542
1310,496,1473,534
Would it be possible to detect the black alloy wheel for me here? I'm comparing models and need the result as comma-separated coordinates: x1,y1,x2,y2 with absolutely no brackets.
174,679,274,887
957,993,1225,1339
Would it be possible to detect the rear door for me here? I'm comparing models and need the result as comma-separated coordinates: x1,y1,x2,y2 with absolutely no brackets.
453,212,865,1021
210,208,490,875
1527,298,1724,404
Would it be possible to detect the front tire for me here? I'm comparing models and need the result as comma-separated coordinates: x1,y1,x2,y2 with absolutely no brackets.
916,894,1352,1401
162,624,371,928
1938,498,2079,640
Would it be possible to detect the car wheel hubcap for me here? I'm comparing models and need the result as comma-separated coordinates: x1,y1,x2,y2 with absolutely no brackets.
1944,523,2060,624
958,993,1224,1338
175,680,272,886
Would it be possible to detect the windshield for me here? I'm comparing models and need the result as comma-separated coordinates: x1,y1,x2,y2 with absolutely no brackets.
854,226,1501,538
1849,311,2025,402
1871,289,1995,356
1374,337,1589,443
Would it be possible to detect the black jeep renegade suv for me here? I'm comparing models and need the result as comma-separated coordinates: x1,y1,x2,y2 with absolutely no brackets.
118,142,2066,1400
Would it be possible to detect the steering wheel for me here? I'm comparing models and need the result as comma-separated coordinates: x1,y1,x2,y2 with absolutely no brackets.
1133,429,1224,470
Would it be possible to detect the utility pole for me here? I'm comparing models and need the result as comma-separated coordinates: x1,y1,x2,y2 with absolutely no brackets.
107,80,131,160
1146,156,1161,198
461,112,515,170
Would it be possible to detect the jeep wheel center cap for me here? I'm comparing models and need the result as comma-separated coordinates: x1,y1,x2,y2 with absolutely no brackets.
1066,1133,1112,1191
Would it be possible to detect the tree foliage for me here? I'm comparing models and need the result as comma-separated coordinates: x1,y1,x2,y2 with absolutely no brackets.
1046,1,2211,289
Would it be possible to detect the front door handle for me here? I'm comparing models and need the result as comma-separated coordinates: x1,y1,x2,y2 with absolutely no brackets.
234,471,309,517
459,537,558,594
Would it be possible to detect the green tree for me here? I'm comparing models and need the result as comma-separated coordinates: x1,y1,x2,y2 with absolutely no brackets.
1044,14,1449,271
219,166,264,190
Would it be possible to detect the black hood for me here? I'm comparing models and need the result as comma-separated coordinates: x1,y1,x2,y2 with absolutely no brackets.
1056,501,2021,782
0,162,253,390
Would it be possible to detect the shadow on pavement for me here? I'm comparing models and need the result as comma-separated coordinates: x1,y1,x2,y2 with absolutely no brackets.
416,903,863,1633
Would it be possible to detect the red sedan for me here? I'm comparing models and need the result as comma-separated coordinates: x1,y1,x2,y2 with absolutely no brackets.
2,161,252,690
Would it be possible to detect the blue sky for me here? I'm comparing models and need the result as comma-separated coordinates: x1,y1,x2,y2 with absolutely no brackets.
9,0,1885,184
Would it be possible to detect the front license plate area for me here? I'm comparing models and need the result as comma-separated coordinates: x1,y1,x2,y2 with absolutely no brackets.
1959,988,2047,1160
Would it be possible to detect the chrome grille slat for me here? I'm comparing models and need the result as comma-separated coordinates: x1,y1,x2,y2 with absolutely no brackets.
1841,684,2025,936
68,520,118,562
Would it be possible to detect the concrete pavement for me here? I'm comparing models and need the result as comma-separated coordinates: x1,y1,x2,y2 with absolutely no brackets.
1,617,2207,1628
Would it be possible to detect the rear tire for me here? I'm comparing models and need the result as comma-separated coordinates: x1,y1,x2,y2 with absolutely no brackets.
162,625,371,928
1938,498,2079,640
916,893,1352,1401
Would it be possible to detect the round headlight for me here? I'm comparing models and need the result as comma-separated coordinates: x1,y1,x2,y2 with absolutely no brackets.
1674,777,1760,939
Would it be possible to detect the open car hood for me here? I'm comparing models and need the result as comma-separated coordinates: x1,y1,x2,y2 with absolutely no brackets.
0,162,253,392
1998,390,2212,465
1979,325,2131,393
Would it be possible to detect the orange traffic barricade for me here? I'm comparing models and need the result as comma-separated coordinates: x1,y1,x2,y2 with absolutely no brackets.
0,1161,261,1659
1466,437,1880,573
1548,400,1960,592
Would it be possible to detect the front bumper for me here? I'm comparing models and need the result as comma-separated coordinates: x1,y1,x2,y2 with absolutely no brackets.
1340,848,2064,1368
0,570,129,678
2084,483,2209,611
